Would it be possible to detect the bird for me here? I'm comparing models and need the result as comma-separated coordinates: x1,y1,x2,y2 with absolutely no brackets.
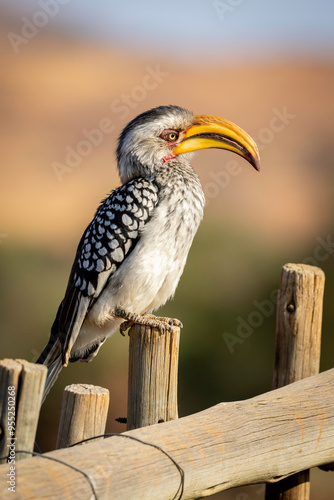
37,105,260,400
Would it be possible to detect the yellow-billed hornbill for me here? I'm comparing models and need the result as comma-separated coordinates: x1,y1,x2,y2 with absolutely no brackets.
37,105,260,400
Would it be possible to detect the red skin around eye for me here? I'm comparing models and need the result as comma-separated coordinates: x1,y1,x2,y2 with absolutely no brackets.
163,153,176,163
160,129,179,162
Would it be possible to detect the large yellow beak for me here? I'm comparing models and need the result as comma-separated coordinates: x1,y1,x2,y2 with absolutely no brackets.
172,115,260,171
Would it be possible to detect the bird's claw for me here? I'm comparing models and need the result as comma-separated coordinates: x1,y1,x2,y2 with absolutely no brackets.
142,314,183,331
169,318,183,328
118,312,183,337
119,321,133,336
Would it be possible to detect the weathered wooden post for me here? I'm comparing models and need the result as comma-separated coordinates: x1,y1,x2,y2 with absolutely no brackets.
127,323,180,430
265,263,325,500
56,384,110,449
0,359,46,463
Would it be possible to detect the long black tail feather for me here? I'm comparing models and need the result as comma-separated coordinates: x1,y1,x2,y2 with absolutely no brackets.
36,338,63,403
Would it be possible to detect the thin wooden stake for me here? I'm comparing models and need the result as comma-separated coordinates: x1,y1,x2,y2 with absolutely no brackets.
265,263,325,500
0,359,47,463
127,324,180,430
56,384,109,449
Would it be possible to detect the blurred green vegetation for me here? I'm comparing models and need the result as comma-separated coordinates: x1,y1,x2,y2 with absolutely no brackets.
1,222,334,452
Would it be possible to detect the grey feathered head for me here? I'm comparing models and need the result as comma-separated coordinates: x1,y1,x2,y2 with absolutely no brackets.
116,104,260,184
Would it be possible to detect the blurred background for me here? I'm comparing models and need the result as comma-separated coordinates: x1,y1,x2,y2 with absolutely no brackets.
1,0,334,498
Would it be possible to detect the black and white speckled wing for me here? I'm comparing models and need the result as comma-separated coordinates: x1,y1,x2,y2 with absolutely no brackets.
52,178,159,364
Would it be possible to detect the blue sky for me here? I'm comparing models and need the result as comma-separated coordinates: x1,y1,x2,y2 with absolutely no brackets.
2,0,334,61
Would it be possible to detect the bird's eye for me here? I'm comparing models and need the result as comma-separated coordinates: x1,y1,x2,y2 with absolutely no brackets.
160,129,180,143
167,131,178,142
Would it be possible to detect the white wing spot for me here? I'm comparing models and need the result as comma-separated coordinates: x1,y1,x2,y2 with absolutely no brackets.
110,263,116,273
122,213,132,226
128,219,138,230
109,238,119,249
111,247,124,262
80,279,87,291
96,259,105,272
124,240,132,253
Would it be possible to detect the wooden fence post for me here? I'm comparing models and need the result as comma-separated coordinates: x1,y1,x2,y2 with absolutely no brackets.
56,384,109,449
265,263,325,500
0,359,47,463
127,324,180,430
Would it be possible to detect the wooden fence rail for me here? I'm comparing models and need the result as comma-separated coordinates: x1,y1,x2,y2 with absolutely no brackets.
0,262,333,499
0,367,333,499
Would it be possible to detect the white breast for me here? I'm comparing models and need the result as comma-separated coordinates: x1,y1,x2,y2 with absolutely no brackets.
78,174,205,348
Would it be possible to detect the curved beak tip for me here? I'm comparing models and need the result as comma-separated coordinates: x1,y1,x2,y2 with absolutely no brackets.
251,154,261,172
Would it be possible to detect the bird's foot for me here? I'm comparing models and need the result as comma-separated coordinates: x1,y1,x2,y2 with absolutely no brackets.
114,308,183,336
143,313,183,329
